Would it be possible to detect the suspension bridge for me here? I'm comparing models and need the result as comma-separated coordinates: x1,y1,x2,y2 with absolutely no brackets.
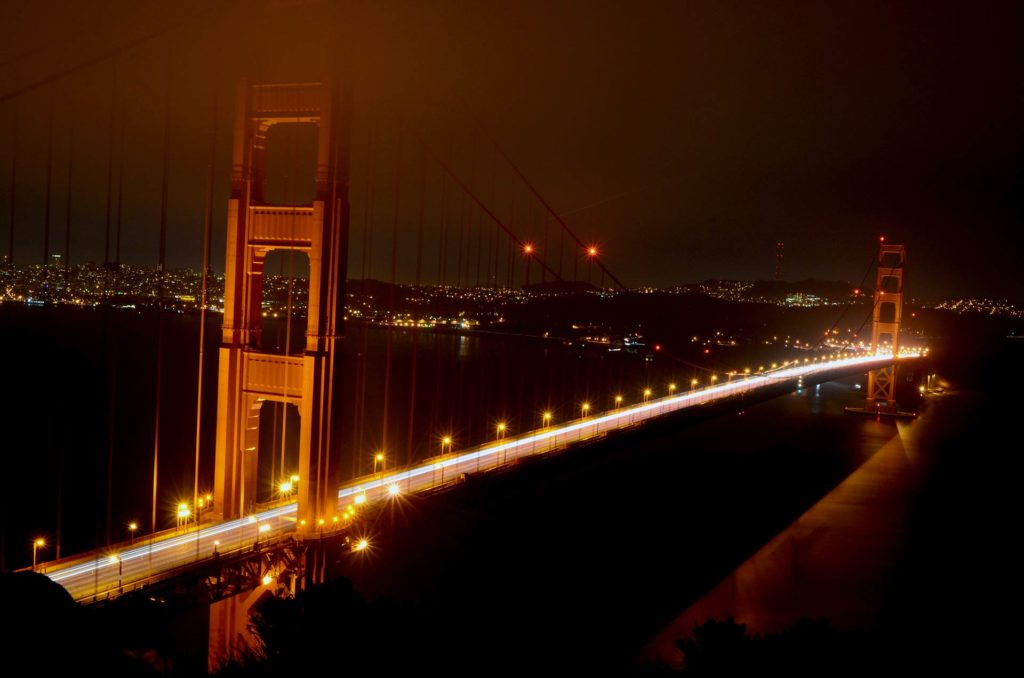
1,2,922,667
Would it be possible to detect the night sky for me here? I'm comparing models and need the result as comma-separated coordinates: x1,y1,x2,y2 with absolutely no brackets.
1,0,1020,301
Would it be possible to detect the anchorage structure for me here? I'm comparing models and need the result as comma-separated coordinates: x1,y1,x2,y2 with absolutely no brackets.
864,240,905,412
213,80,350,535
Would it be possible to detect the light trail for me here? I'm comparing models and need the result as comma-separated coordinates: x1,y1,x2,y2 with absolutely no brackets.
42,352,919,601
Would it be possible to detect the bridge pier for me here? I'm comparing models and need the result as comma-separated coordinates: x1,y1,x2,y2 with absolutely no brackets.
208,584,273,671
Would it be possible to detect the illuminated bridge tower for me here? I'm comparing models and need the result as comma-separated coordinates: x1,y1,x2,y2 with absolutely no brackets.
864,240,905,412
214,80,351,536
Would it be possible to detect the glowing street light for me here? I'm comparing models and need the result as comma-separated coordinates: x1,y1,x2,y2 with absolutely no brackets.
496,422,507,440
387,483,401,497
279,480,294,496
32,538,45,571
710,375,718,384
581,402,591,417
176,503,192,530
353,538,369,552
128,521,138,545
643,388,652,402
690,378,698,391
373,452,386,475
441,435,453,456
542,411,553,427
587,246,598,257
522,243,534,255
668,383,677,394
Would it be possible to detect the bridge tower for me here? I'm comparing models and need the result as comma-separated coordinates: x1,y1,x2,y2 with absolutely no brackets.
213,79,350,536
864,239,905,412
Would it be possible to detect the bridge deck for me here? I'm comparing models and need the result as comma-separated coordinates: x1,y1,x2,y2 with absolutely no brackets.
41,353,918,602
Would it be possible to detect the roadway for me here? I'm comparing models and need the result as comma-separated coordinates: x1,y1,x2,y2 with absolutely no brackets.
42,352,919,602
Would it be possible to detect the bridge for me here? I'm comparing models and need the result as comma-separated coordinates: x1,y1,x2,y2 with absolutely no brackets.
1,3,921,669
41,349,918,603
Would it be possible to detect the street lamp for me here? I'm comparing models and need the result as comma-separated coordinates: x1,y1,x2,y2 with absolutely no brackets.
691,378,698,391
32,538,45,571
668,383,677,395
373,452,385,474
496,422,507,440
439,436,453,482
128,522,138,545
581,402,590,418
614,395,623,408
643,388,652,402
542,411,552,427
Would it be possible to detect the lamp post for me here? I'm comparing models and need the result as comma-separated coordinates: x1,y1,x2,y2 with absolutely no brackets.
373,452,385,475
32,538,45,571
496,423,508,463
614,395,623,409
440,436,452,484
542,411,552,427
643,388,652,402
128,522,138,545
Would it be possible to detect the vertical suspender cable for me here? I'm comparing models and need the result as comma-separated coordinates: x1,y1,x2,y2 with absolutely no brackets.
405,151,425,465
353,124,375,478
6,100,16,265
193,70,219,520
103,58,119,546
58,85,76,558
62,88,74,289
151,45,172,536
43,89,54,288
380,125,402,459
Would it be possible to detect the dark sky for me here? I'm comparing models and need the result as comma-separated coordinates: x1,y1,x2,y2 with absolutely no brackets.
1,0,1021,301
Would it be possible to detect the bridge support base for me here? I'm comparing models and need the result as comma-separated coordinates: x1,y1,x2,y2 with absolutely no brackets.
208,586,271,672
